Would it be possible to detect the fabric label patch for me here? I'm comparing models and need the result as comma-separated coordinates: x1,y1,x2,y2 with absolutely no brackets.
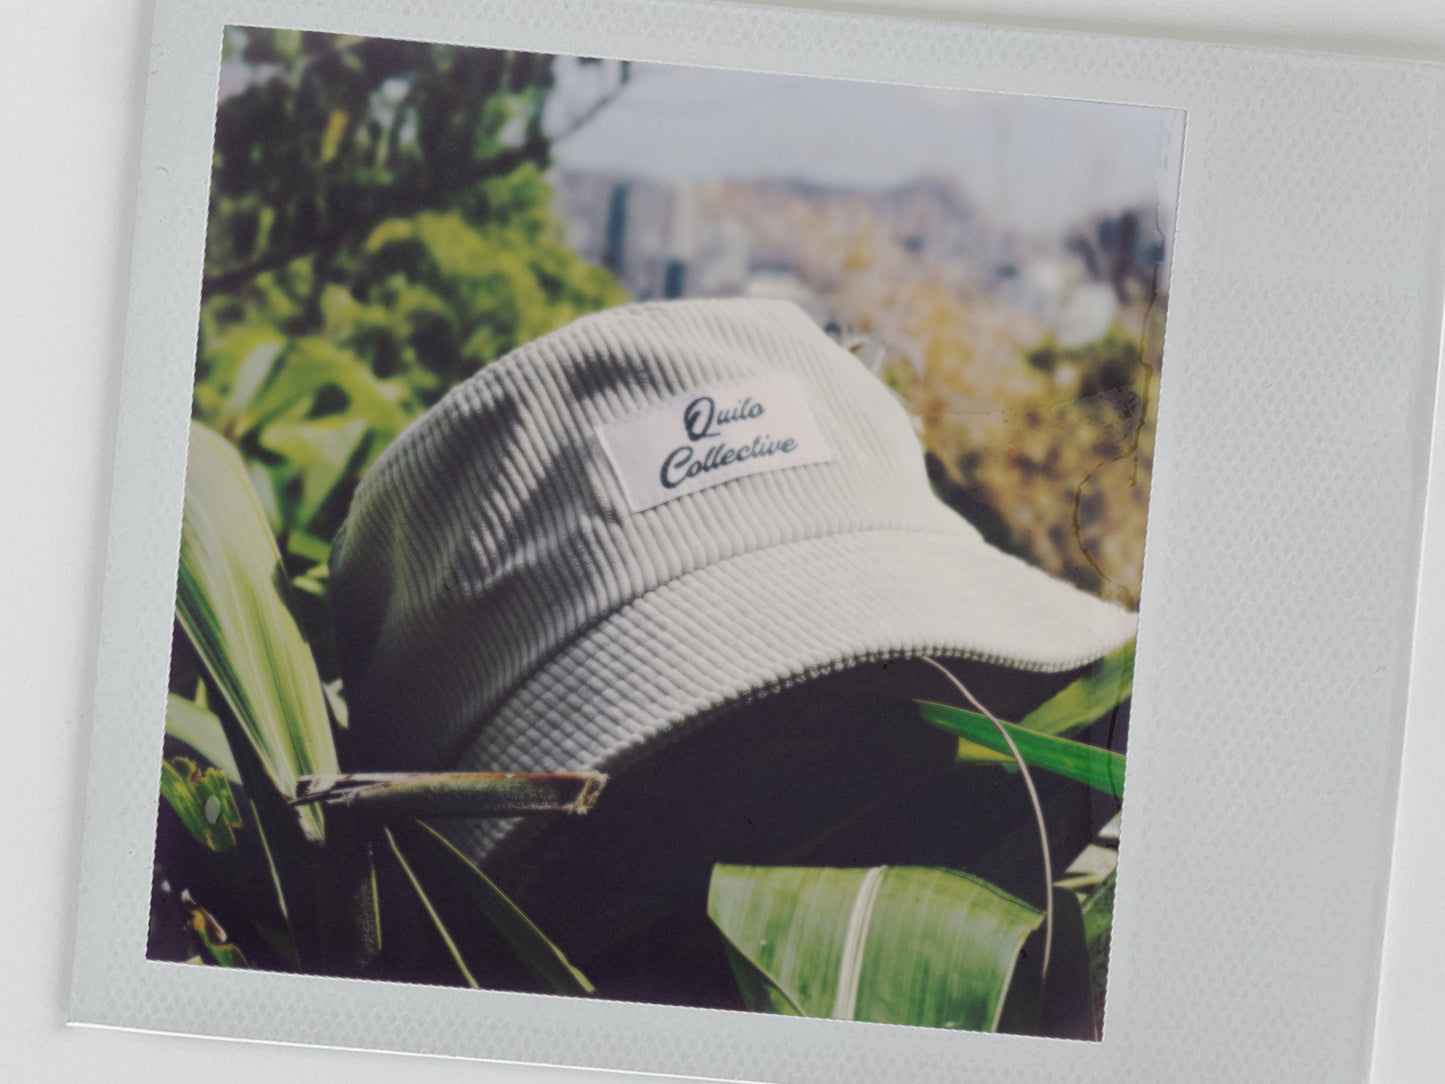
596,374,837,512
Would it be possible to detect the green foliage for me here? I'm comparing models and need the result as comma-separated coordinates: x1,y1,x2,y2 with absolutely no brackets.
920,700,1127,798
385,820,595,996
163,419,598,986
708,865,1043,1031
159,758,242,852
1024,323,1141,397
1019,639,1135,738
177,422,340,843
955,638,1134,765
195,29,627,544
161,30,627,986
164,692,240,783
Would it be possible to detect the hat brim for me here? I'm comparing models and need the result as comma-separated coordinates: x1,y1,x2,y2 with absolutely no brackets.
445,524,1136,856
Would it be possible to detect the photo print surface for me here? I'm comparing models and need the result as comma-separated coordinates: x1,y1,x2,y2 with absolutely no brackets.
154,27,1183,1041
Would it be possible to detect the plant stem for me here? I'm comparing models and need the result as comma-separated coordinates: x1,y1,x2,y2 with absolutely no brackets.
290,771,606,819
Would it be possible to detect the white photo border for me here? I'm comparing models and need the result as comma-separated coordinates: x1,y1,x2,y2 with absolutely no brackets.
69,1,1445,1081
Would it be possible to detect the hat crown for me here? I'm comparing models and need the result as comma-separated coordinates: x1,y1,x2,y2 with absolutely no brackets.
331,300,960,767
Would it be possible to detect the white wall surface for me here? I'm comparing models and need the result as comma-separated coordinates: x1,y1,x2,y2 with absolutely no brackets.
4,2,1443,1081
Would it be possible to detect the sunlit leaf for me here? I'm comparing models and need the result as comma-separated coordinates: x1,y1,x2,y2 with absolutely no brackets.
164,693,240,783
285,528,332,565
176,421,339,842
919,700,1126,798
322,679,349,729
238,337,410,438
258,413,369,528
222,339,284,435
709,865,1042,1031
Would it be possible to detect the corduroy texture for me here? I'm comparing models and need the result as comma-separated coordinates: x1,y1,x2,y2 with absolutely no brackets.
329,299,1137,839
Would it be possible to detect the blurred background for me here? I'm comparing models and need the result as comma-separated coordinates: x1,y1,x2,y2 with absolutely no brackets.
203,29,1182,624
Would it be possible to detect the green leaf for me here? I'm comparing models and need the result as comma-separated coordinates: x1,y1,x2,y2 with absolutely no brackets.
159,757,243,852
708,865,1043,1031
919,701,1126,799
238,337,409,438
383,826,478,989
955,638,1135,764
176,421,339,842
285,528,332,565
386,819,595,996
221,338,284,434
164,693,241,783
257,413,369,529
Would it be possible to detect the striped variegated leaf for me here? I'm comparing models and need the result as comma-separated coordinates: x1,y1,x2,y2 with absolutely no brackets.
176,422,339,842
708,865,1042,1031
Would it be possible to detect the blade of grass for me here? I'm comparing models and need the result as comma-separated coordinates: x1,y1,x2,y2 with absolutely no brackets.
919,700,1127,799
1019,639,1135,737
955,639,1135,764
388,819,595,996
382,826,478,989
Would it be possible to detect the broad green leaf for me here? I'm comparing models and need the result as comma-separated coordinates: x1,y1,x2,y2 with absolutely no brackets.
164,693,240,783
721,942,806,1016
919,701,1126,798
176,421,339,841
709,865,1042,1031
387,820,595,996
159,757,242,851
955,639,1135,764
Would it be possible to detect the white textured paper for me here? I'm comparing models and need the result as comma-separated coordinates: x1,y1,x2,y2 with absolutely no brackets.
66,2,1445,1082
596,375,836,511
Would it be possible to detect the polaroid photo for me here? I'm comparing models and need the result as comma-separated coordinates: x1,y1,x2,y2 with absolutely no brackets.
69,2,1445,1081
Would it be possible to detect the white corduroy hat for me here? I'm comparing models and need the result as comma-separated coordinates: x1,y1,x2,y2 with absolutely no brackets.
329,299,1136,848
